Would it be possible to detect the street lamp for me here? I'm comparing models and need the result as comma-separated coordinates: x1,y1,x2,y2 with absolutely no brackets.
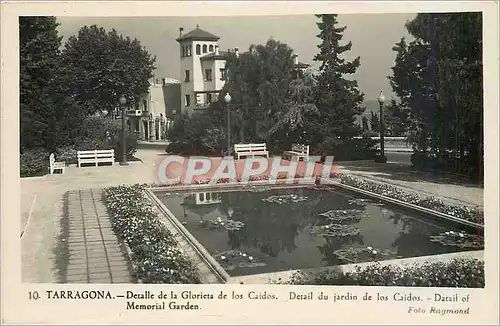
224,93,232,156
377,91,386,162
119,95,128,166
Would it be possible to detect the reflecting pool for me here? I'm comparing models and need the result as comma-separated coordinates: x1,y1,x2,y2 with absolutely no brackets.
155,186,479,277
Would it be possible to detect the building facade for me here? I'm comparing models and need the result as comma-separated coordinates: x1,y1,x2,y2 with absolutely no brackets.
118,77,181,141
176,25,310,115
176,25,234,114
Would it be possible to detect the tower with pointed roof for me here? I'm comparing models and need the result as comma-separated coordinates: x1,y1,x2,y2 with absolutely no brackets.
176,25,231,113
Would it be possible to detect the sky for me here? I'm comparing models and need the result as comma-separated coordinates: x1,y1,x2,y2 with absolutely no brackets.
56,14,416,104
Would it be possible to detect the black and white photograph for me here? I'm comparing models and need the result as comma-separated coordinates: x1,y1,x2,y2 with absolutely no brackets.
2,1,499,325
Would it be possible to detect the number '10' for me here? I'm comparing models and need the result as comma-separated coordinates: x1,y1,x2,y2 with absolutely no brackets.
29,291,40,300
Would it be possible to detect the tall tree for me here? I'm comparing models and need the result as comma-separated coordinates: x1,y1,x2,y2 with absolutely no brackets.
216,38,317,150
61,25,156,117
20,16,63,151
389,13,482,176
311,14,365,148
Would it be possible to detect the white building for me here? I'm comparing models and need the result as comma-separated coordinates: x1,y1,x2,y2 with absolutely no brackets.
176,25,310,115
119,77,181,141
176,25,233,114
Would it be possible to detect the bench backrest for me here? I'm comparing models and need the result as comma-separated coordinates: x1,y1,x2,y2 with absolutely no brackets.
77,149,115,159
291,144,309,155
234,143,267,153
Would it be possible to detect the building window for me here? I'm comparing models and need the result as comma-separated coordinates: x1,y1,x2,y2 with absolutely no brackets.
207,93,212,103
205,69,212,81
181,46,185,57
209,45,214,52
184,70,190,82
188,45,192,56
220,68,227,81
196,44,201,55
202,44,207,53
199,193,205,201
143,100,148,111
185,94,190,107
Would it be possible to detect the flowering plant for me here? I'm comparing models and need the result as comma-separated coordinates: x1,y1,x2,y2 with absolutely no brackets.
285,258,484,288
103,184,201,284
340,175,484,225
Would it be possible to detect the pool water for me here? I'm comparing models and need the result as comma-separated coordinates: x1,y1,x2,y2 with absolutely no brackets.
155,186,477,277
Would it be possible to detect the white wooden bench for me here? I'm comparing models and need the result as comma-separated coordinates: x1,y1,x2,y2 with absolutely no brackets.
234,143,269,160
77,149,115,167
48,153,66,174
283,144,310,162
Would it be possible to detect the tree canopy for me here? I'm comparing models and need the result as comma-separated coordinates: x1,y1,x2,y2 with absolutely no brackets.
61,25,156,117
389,13,483,176
20,17,63,151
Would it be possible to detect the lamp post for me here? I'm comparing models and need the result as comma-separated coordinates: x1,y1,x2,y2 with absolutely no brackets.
119,95,128,166
224,93,232,156
377,91,386,162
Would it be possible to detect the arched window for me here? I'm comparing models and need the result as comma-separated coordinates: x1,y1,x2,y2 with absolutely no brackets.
206,193,211,200
209,45,214,52
196,44,201,55
202,44,207,53
199,193,205,201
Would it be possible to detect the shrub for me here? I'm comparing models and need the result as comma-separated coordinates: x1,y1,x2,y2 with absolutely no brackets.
285,258,485,288
103,184,201,284
74,116,138,159
312,137,378,161
20,148,50,177
56,145,78,165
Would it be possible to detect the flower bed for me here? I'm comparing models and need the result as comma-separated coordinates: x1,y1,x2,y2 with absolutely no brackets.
103,184,201,284
283,258,484,288
339,174,484,225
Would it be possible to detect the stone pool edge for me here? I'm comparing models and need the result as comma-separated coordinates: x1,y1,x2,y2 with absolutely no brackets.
320,177,484,231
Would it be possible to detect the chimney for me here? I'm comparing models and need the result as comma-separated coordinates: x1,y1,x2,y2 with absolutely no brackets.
235,47,239,58
293,53,299,65
162,78,166,86
215,45,219,55
179,27,184,38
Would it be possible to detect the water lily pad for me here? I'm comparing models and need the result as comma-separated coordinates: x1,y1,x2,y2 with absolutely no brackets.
213,250,267,271
429,231,484,249
319,209,364,223
311,224,361,237
262,194,308,204
333,247,397,264
198,217,246,231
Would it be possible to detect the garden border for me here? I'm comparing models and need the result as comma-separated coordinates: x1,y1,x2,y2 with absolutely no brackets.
320,177,484,230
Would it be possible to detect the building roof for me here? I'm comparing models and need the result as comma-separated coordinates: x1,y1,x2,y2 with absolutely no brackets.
200,50,230,61
176,26,220,42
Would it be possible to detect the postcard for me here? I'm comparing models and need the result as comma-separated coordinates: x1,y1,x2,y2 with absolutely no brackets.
1,0,499,324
